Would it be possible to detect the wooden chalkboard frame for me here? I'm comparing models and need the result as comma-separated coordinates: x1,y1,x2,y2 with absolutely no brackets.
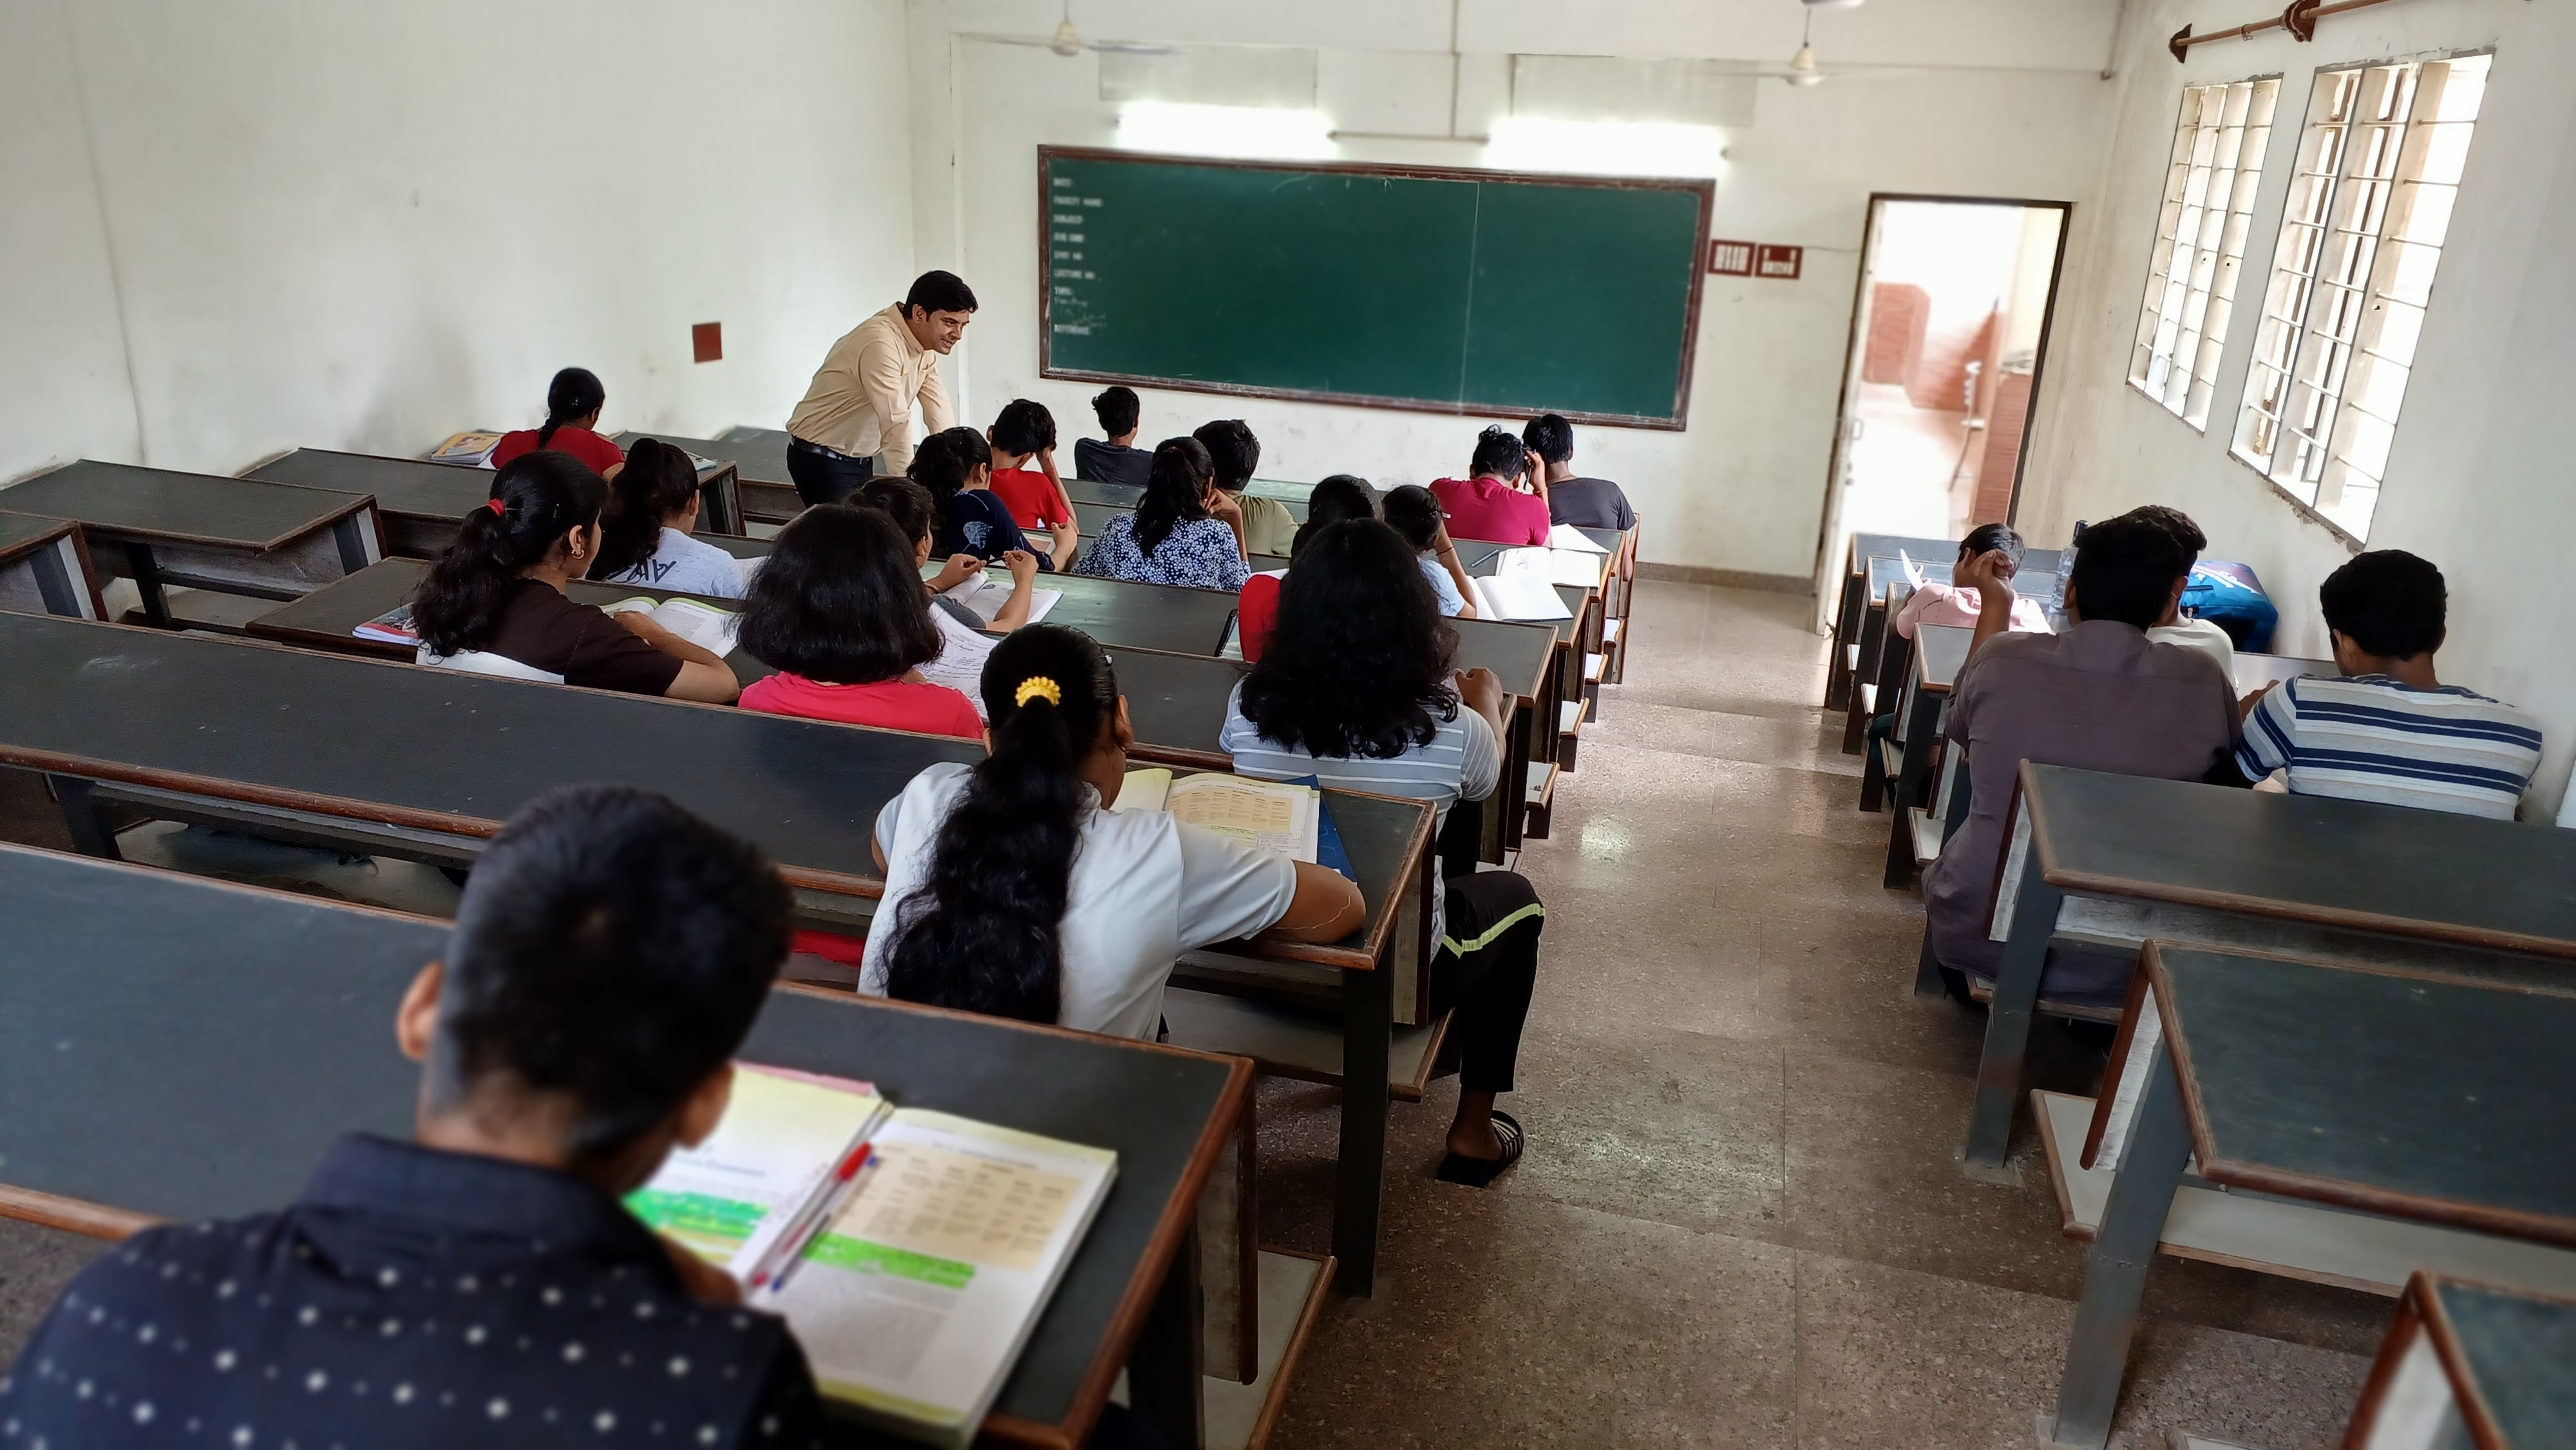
1035,146,1717,430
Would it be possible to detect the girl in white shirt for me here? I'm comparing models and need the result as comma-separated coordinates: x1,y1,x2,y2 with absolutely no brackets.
860,625,1364,1039
589,438,750,599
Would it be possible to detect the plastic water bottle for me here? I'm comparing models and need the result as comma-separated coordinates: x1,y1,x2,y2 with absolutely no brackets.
2048,522,2083,631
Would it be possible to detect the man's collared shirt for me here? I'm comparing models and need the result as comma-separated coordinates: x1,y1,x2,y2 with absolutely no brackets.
1,1134,825,1448
786,305,956,473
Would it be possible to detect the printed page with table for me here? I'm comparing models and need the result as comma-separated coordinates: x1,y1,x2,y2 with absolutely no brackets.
627,1065,1117,1448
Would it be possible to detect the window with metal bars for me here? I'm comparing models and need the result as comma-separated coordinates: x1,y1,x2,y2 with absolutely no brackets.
2229,53,2490,542
2130,76,2279,429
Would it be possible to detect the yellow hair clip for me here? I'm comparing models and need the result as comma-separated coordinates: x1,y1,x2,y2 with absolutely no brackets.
1014,675,1063,709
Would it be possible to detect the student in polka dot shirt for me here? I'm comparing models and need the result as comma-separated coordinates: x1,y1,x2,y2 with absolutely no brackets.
0,786,824,1449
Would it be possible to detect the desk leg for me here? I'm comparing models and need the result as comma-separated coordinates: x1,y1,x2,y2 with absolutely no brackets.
124,544,171,628
1334,963,1392,1295
1841,606,1885,753
30,545,82,618
1827,572,1865,710
703,471,744,536
1964,852,2060,1167
1128,1228,1206,1450
2048,1050,2190,1449
48,776,122,861
1880,701,1938,887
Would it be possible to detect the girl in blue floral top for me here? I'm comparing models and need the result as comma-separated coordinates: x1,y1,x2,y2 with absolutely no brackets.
1071,437,1251,592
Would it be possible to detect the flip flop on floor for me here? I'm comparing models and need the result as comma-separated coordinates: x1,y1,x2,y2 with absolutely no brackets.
1435,1111,1525,1189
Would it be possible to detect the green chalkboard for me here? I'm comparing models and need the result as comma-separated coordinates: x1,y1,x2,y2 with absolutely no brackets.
1037,149,1713,429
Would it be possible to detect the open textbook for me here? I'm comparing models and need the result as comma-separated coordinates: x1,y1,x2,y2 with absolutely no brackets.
1464,572,1575,623
938,574,1061,626
1495,543,1609,590
628,1065,1117,1448
603,594,741,657
1115,769,1357,879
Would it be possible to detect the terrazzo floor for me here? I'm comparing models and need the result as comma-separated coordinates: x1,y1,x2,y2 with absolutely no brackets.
0,581,2391,1447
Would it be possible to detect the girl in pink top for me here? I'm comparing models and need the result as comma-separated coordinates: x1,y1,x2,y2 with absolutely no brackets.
1890,523,2052,639
1428,426,1551,546
735,505,983,740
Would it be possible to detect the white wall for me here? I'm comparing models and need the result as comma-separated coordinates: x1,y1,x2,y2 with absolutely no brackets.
1,0,916,485
909,0,2122,581
2020,0,2576,817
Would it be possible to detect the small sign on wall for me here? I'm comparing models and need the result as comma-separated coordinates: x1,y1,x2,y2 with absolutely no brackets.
1710,240,1804,280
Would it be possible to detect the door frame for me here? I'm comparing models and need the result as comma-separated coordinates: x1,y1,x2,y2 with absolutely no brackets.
1808,191,2076,627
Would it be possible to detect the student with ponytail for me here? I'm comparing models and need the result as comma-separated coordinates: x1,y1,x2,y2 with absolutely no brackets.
860,625,1363,1039
1220,519,1547,1187
491,366,625,478
412,451,740,702
1070,437,1251,592
909,427,1048,568
589,437,748,598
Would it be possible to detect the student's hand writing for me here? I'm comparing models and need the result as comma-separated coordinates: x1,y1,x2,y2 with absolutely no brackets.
1456,667,1504,721
1001,549,1039,587
658,1232,744,1306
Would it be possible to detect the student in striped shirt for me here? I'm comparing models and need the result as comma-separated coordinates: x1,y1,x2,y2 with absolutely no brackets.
1218,520,1544,1187
2235,550,2542,818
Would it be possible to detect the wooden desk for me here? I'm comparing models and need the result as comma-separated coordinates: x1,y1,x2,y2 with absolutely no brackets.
2043,941,2576,1448
0,513,107,620
1962,763,2576,1167
249,447,753,555
610,431,772,531
0,612,1431,1293
0,842,1244,1450
952,565,1243,658
721,426,795,448
0,460,383,626
2347,1273,2576,1447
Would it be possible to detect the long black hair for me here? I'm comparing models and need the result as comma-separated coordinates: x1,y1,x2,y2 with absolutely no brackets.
591,437,697,580
737,505,941,684
536,367,607,449
1135,437,1214,556
1469,424,1529,482
1289,475,1378,559
433,784,790,1162
413,451,606,657
1239,520,1456,758
882,625,1119,1024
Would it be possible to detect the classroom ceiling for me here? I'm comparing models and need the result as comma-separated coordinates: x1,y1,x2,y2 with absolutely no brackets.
930,0,2128,73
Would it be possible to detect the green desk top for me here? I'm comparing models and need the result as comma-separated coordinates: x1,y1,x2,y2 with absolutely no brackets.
2428,1277,2576,1441
246,449,491,520
0,511,76,561
2146,941,2576,1245
3,461,370,550
2021,764,2576,957
614,431,791,485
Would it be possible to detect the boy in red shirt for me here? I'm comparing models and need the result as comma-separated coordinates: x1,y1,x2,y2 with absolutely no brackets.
1430,425,1550,545
985,398,1079,570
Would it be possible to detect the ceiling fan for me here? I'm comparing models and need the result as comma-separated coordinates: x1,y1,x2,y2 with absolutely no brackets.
965,0,1174,57
1741,0,1913,88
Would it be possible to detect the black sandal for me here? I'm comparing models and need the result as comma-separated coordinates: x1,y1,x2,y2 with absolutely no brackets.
1435,1111,1525,1188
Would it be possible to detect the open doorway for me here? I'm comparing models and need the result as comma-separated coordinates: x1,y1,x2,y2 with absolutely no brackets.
1811,194,2070,628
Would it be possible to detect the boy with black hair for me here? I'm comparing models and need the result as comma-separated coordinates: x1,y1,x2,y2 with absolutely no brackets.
986,398,1079,570
1193,420,1295,557
2116,504,2236,679
0,787,826,1447
1925,518,2239,1004
2235,549,2542,817
1523,413,1636,532
1074,386,1151,489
